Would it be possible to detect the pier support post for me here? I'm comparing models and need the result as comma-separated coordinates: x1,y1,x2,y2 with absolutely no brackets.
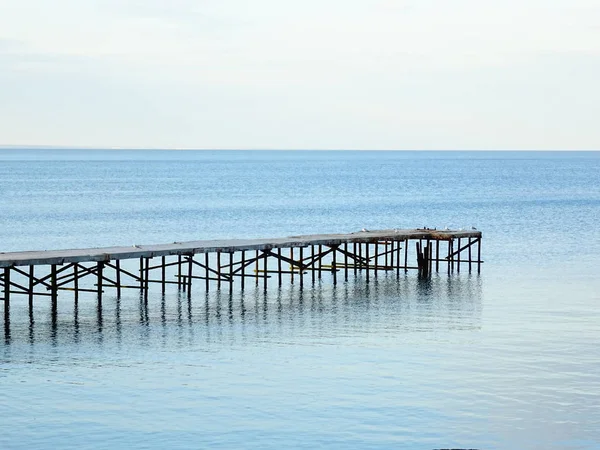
278,248,283,286
365,243,370,282
299,247,304,288
457,238,461,273
468,238,472,272
97,262,104,300
28,265,34,310
3,267,10,315
332,245,337,285
205,253,210,291
51,264,58,305
115,261,121,297
161,256,166,293
241,251,246,290
477,238,482,274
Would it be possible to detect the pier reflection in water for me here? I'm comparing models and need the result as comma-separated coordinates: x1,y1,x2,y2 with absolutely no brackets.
2,274,481,350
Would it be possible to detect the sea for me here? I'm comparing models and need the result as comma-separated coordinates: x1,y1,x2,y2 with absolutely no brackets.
0,150,599,449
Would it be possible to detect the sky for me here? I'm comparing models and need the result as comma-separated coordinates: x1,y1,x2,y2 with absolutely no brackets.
0,0,599,150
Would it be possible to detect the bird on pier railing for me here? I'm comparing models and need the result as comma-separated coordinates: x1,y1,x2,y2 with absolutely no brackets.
361,228,369,232
471,226,477,230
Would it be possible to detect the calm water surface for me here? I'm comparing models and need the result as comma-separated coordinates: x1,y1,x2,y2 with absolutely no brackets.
1,150,599,449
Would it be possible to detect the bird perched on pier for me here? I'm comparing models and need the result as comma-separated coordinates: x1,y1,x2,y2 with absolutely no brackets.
361,228,369,232
471,226,477,230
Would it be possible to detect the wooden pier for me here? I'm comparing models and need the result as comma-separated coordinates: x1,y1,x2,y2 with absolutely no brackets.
1,229,482,315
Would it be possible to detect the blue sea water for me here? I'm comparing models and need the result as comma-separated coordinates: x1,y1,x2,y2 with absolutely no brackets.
1,150,599,449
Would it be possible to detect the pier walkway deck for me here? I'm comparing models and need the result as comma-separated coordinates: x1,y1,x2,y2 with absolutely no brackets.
1,229,482,311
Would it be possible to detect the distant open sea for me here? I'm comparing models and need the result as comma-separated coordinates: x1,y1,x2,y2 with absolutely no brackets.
1,150,599,449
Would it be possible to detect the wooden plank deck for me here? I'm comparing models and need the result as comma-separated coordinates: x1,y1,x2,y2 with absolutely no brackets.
0,229,481,268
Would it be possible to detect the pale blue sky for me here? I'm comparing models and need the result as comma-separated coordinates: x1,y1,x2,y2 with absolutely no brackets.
1,0,599,149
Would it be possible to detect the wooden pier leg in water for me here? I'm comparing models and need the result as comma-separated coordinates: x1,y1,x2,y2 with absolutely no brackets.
332,246,337,285
241,251,246,290
428,240,433,276
365,243,370,282
187,256,193,293
446,240,451,274
256,251,261,286
97,262,104,300
229,253,233,293
389,241,394,272
396,241,401,276
217,252,222,290
115,261,121,297
477,238,482,274
51,264,58,305
468,238,472,272
457,238,461,273
139,258,144,291
436,240,440,272
358,243,362,271
205,253,210,291
263,252,268,291
344,243,348,281
311,246,315,284
73,264,79,303
318,245,323,279
3,268,9,313
278,248,283,286
144,258,150,294
161,256,166,293
404,239,409,273
290,248,294,284
353,243,358,277
299,247,304,288
28,265,34,310
178,255,182,289
374,242,379,279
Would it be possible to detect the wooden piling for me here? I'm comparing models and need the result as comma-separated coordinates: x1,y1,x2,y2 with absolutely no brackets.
299,247,304,288
311,246,316,284
144,258,150,294
139,257,144,291
205,253,210,291
332,246,337,285
115,260,121,297
278,248,283,286
51,264,58,305
365,243,370,282
374,242,379,279
217,252,222,290
3,267,9,310
178,255,182,289
241,251,246,290
457,238,461,273
97,262,104,299
477,238,482,273
353,243,358,277
28,265,34,309
257,250,261,285
186,256,192,294
161,256,166,293
396,241,401,276
263,252,268,291
344,243,349,281
290,248,294,284
468,237,472,272
318,245,323,279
